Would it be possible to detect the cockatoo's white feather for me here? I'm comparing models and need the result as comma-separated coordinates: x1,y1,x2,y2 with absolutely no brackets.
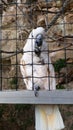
20,27,56,90
20,27,65,130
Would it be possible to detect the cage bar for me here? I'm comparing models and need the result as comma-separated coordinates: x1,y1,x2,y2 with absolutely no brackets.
0,1,2,90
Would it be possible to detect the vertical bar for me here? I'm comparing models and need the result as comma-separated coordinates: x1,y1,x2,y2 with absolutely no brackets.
16,1,18,90
0,1,2,90
30,1,34,90
62,0,68,85
45,0,50,90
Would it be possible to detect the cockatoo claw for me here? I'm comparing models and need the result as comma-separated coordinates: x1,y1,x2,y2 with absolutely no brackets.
34,86,40,97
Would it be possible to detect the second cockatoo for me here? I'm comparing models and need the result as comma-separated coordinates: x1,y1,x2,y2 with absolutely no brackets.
20,27,65,130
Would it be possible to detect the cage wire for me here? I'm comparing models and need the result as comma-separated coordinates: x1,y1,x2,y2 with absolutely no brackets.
0,0,73,91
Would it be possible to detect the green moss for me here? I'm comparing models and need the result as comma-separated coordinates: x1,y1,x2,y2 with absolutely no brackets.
9,77,18,89
70,124,73,129
10,77,18,85
56,84,65,89
53,58,66,72
66,111,73,117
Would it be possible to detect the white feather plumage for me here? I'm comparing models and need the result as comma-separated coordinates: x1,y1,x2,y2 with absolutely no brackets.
20,27,65,130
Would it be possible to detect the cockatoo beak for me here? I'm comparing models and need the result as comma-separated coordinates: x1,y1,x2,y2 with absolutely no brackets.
35,34,43,56
36,34,43,46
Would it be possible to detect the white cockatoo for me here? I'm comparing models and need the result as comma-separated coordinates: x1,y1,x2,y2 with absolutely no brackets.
20,27,65,130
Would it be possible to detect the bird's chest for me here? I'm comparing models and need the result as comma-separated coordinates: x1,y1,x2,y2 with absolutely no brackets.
33,57,48,77
25,53,48,77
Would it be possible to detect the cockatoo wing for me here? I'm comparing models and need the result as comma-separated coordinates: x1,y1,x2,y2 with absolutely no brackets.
20,54,33,90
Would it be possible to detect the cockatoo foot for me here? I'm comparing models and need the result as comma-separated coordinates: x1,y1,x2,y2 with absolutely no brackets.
34,85,40,97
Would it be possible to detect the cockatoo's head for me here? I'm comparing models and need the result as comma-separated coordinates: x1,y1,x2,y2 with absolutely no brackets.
29,27,45,56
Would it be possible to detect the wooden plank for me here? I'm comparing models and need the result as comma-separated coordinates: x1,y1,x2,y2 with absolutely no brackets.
0,90,73,104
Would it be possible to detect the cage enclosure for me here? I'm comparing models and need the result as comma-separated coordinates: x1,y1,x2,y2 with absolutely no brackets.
0,0,73,103
0,1,73,130
0,0,73,92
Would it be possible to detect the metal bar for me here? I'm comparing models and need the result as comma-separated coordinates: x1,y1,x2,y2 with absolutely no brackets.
0,1,2,90
0,90,73,104
16,2,18,90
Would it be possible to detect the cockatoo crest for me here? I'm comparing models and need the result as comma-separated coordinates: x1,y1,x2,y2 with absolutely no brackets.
30,27,45,38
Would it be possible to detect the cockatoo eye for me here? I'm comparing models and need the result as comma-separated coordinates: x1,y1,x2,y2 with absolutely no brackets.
35,34,43,47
